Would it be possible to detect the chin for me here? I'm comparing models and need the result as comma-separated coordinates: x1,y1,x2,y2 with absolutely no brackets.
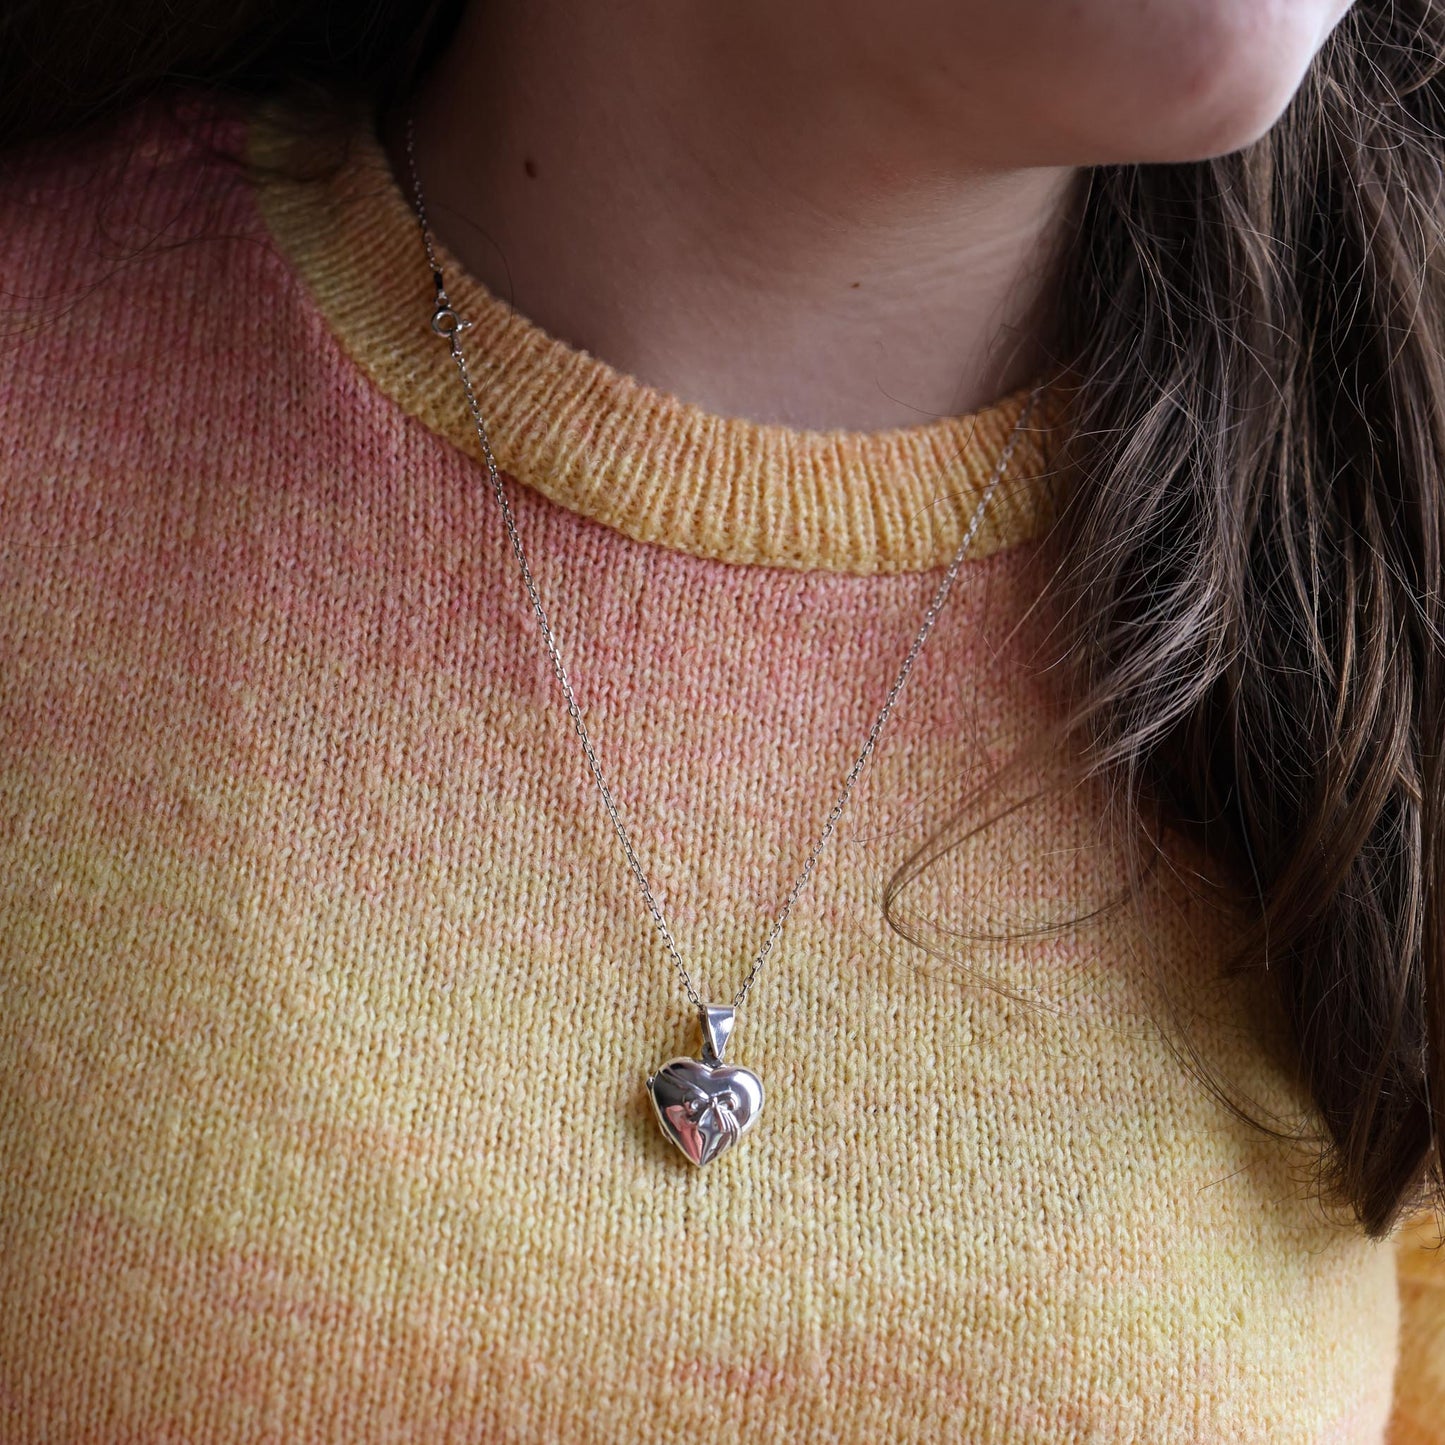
1112,3,1345,162
973,0,1356,168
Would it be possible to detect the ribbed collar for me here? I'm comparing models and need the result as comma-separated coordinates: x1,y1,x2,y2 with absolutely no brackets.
246,93,1060,575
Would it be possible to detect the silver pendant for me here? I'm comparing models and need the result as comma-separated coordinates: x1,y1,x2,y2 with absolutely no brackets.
647,1004,764,1166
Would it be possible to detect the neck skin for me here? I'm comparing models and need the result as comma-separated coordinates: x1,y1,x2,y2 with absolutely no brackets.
382,1,1084,431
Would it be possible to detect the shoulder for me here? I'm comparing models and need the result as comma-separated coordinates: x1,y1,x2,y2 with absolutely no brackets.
0,89,259,322
0,87,279,425
0,85,367,383
0,87,356,510
0,91,265,519
0,83,393,615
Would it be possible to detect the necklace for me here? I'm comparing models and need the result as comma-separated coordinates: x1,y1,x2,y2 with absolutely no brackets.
402,111,1044,1166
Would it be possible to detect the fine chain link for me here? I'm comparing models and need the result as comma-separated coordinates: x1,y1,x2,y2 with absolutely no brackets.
404,112,1044,1013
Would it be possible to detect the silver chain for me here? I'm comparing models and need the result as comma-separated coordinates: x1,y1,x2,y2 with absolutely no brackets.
403,112,1043,1012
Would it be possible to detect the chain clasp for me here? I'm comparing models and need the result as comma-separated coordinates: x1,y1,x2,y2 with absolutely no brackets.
431,304,469,337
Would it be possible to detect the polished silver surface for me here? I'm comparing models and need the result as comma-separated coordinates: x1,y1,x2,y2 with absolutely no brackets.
648,1006,763,1166
699,1003,735,1064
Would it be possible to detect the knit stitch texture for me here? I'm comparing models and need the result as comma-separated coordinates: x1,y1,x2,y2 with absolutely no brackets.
0,90,1442,1443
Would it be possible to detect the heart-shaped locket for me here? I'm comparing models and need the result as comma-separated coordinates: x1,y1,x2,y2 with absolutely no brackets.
647,1004,764,1165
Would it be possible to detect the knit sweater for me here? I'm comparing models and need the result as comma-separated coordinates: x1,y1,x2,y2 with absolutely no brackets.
0,89,1441,1445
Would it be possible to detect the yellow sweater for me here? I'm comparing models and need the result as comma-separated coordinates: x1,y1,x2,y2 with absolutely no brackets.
0,88,1440,1442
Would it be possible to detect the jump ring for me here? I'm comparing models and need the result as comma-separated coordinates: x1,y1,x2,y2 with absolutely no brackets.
431,306,463,337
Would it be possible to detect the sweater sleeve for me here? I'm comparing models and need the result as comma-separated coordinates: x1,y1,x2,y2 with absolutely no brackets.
1390,1211,1445,1444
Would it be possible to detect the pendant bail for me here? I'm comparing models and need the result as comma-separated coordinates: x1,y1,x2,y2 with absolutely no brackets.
698,1003,735,1064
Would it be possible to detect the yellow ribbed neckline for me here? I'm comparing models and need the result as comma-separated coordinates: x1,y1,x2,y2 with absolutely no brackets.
246,94,1061,575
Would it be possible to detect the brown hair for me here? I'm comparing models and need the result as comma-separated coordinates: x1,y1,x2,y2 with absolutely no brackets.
1039,1,1445,1237
3,0,1442,1238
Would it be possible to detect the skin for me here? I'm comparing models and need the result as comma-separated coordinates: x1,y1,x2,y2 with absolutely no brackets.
384,0,1357,431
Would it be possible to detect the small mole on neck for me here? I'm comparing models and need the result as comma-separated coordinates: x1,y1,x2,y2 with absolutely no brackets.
523,157,539,179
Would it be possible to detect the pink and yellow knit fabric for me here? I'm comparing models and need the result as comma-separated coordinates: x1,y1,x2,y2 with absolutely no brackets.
1,91,1441,1443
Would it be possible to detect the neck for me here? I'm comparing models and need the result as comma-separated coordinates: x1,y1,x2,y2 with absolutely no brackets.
384,0,1084,431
